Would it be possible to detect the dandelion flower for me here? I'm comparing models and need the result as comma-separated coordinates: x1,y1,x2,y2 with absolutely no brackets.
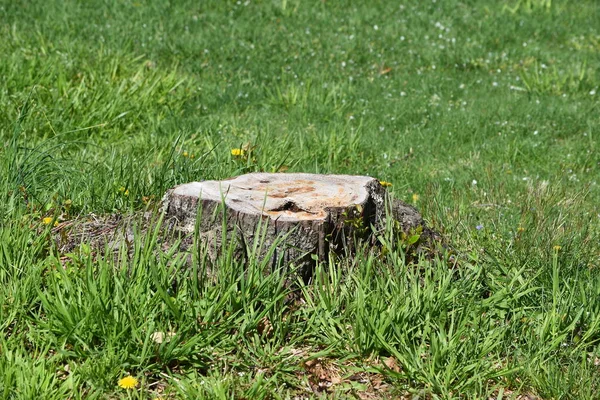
379,180,392,187
42,217,59,227
231,148,245,157
182,151,189,158
517,226,525,233
118,376,138,389
412,193,419,203
553,245,561,251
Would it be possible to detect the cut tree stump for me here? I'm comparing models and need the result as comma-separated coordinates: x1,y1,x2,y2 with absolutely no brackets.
161,173,437,281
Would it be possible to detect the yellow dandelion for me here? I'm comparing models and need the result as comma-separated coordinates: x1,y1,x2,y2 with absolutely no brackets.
118,375,138,389
412,193,420,203
182,151,189,158
231,148,245,157
379,180,392,187
553,245,561,252
42,217,59,227
517,226,525,233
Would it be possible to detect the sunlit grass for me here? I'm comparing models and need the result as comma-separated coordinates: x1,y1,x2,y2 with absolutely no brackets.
0,0,599,398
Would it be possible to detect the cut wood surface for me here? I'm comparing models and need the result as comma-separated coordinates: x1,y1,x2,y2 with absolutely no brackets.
162,173,433,280
166,173,381,224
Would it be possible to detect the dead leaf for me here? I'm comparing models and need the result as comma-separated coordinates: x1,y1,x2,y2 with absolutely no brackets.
302,358,342,392
383,357,401,373
150,331,176,344
257,316,273,337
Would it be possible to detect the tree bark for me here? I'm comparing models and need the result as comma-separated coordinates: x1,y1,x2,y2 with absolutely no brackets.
161,173,429,281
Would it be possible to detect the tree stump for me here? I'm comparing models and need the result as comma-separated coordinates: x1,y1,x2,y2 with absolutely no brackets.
161,173,431,281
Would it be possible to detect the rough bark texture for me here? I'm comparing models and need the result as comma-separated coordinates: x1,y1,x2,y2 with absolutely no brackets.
161,173,434,281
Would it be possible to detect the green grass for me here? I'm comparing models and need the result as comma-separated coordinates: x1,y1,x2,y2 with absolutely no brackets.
1,0,600,398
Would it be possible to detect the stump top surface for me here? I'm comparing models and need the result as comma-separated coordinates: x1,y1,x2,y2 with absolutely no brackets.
171,173,378,222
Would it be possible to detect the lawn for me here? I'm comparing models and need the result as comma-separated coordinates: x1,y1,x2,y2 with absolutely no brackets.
1,0,599,398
